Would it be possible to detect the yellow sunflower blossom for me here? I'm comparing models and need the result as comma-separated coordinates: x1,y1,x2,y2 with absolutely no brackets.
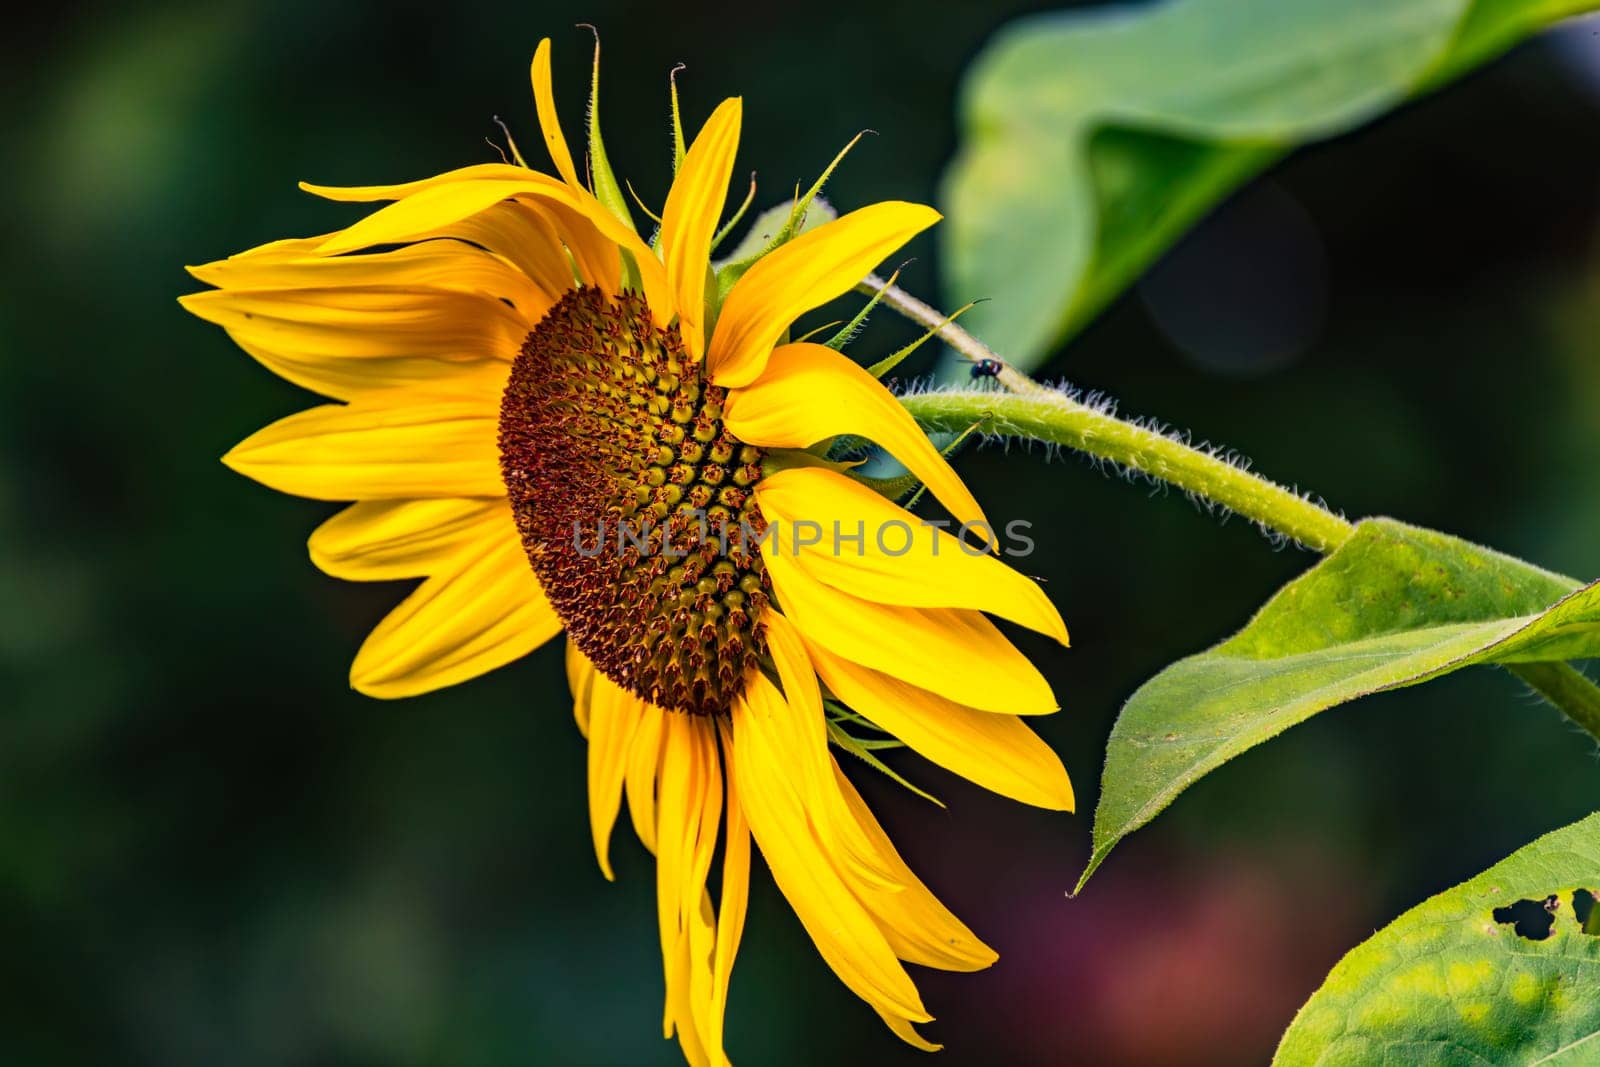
181,37,1074,1064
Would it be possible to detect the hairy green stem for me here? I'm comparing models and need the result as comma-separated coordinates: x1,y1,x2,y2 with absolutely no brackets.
881,279,1600,744
901,388,1357,553
1507,662,1600,744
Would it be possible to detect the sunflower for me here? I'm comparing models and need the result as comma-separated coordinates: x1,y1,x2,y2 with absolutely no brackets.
182,38,1074,1064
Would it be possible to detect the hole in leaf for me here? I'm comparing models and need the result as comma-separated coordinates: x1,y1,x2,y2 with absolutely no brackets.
1575,889,1599,935
1493,896,1560,941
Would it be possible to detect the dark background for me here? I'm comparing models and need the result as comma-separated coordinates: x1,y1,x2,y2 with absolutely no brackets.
5,1,1600,1063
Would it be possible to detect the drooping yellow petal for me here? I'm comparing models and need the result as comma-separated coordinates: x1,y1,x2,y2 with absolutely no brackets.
349,532,559,698
531,37,581,187
761,544,1056,715
223,401,503,501
533,198,623,295
807,639,1075,811
179,285,529,365
655,712,722,1065
710,721,750,1061
315,178,565,256
685,720,725,1057
726,342,989,536
730,672,931,1025
300,162,535,202
436,201,578,301
566,640,596,738
763,618,997,971
186,240,549,319
875,1009,942,1053
829,761,999,971
586,672,648,880
659,97,742,358
625,701,665,854
220,335,510,405
309,497,514,581
686,892,720,1066
220,232,336,261
307,175,671,319
764,610,899,890
706,202,939,388
655,711,697,1045
267,197,573,303
761,607,822,722
754,466,1067,642
431,194,623,297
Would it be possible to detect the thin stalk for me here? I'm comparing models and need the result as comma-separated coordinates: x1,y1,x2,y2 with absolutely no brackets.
859,273,1049,397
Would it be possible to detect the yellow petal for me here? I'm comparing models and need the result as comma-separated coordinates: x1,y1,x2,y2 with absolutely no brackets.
300,162,536,202
808,639,1075,811
314,178,564,256
762,607,822,722
415,195,619,297
435,201,577,301
710,721,750,1061
299,165,669,315
875,1009,943,1053
531,38,580,187
656,712,722,1065
224,400,503,501
180,285,529,364
349,531,559,697
761,544,1056,715
830,761,999,971
532,183,672,319
659,98,742,358
309,497,514,581
730,673,930,1024
754,466,1066,642
706,202,939,388
220,233,336,260
586,672,648,880
764,610,899,891
217,337,509,405
186,240,549,320
625,701,665,854
726,342,988,535
566,640,596,738
686,890,719,1067
533,198,622,295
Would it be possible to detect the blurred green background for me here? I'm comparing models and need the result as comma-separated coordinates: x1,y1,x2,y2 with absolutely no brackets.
5,1,1600,1063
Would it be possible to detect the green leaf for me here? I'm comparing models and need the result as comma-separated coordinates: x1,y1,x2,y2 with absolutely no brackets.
942,0,1599,369
1275,812,1600,1065
1081,518,1600,889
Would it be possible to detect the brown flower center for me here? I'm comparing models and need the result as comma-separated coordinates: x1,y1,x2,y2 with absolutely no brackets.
498,287,769,715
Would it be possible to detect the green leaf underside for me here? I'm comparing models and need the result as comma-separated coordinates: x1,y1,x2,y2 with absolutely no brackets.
942,0,1600,369
1274,812,1600,1065
1081,519,1600,890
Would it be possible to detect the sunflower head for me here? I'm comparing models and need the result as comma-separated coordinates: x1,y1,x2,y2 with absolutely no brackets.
181,34,1074,1067
499,285,770,715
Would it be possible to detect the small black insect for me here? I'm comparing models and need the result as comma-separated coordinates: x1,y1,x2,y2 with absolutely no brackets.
969,358,1003,381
